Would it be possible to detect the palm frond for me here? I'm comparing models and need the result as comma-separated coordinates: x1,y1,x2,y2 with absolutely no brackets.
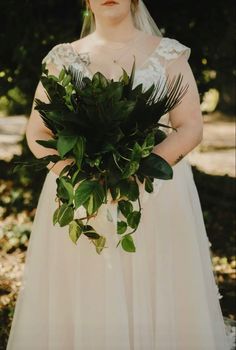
68,64,86,90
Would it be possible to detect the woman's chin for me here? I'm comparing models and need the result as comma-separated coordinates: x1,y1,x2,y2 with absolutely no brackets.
100,11,127,22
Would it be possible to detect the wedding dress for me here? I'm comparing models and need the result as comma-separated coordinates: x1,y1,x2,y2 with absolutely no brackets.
6,37,235,350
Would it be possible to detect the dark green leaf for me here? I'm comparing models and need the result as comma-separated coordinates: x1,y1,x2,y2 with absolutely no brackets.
127,211,141,229
144,177,154,193
118,200,133,218
117,221,127,235
36,139,57,149
57,134,78,157
83,225,100,239
139,153,173,179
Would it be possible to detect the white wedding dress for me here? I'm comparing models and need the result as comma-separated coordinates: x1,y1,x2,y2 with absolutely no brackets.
6,37,235,350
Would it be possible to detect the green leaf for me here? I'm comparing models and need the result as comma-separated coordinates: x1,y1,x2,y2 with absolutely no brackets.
75,180,105,211
56,177,74,204
57,134,78,158
83,225,100,239
59,164,72,177
139,153,173,180
36,139,57,149
94,236,107,254
144,177,154,193
84,184,105,215
118,200,133,218
154,129,167,144
57,203,74,227
59,68,66,81
73,135,86,170
117,221,127,235
62,74,71,86
141,133,155,157
125,179,139,202
69,220,83,244
12,154,61,173
131,142,143,162
122,160,139,179
127,211,141,229
53,207,60,225
121,234,136,252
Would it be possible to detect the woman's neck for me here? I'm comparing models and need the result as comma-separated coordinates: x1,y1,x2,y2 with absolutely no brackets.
92,12,139,44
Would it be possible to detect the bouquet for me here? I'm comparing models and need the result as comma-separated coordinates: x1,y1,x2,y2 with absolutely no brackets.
14,59,188,254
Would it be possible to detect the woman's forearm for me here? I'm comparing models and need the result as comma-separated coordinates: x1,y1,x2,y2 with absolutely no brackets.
26,130,74,176
152,121,203,166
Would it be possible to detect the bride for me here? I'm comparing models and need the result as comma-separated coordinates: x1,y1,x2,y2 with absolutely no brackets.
6,0,233,349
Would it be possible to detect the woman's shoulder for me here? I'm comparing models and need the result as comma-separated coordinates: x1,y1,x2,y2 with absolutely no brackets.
137,31,191,61
157,36,191,61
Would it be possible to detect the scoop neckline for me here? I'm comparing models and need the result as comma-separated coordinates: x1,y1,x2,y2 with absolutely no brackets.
67,37,165,80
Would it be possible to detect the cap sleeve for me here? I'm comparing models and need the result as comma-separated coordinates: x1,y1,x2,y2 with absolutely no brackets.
41,43,75,74
157,37,191,67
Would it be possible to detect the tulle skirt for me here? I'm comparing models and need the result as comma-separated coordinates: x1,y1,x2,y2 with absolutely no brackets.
6,157,232,350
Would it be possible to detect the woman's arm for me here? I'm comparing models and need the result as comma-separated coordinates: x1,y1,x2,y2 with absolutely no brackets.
152,55,203,166
25,66,74,176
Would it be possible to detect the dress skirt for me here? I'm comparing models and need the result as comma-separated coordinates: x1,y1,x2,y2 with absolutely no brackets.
6,157,232,350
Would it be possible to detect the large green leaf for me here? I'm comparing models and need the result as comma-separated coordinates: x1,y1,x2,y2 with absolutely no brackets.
74,179,105,210
84,183,105,215
139,153,173,179
57,133,78,157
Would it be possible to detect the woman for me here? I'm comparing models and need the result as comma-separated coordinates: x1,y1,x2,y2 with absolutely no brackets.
6,1,233,349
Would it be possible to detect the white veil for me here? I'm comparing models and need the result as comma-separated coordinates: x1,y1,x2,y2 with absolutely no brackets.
80,0,163,38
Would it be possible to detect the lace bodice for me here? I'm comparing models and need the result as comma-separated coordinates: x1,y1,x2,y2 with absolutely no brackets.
42,37,191,131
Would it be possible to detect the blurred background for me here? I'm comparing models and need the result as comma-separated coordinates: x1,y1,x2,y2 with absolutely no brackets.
0,0,235,348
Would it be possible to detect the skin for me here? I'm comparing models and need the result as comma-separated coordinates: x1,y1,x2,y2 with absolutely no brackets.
26,0,203,176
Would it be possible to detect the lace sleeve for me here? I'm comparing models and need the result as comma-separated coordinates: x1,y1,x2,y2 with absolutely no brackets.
41,43,76,75
157,38,191,68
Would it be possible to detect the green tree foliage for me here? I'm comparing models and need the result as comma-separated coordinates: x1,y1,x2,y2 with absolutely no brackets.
0,0,235,114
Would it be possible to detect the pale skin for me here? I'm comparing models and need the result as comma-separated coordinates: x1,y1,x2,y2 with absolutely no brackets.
26,0,203,176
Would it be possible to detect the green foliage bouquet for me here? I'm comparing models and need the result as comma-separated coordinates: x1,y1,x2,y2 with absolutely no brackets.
14,60,188,254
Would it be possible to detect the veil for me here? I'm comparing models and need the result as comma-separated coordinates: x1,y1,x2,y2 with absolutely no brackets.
80,0,163,38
